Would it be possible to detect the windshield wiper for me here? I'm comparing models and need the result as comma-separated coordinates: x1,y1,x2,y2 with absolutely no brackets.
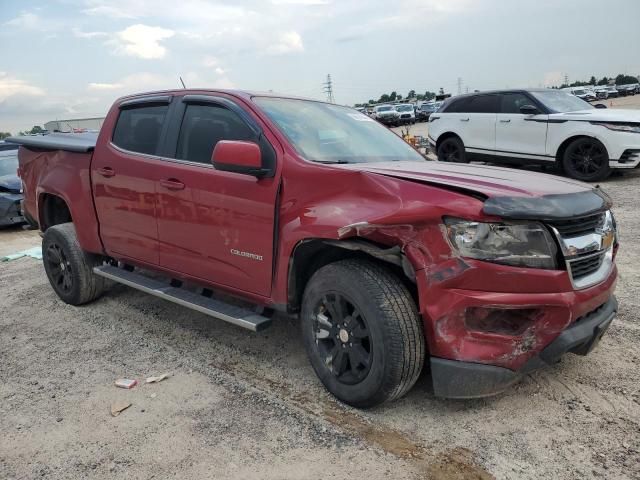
313,159,351,164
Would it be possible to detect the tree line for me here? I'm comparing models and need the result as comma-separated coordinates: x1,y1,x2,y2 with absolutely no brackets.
354,89,437,107
0,125,46,139
558,73,638,89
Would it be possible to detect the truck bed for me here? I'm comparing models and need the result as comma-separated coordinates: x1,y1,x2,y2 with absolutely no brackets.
6,132,98,153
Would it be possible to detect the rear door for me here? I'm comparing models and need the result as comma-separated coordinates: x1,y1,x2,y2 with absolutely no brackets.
444,95,498,155
153,94,281,297
495,92,549,159
92,96,171,265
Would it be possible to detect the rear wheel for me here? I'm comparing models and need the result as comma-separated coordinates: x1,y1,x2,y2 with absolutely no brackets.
301,259,425,408
437,136,467,163
561,137,611,181
42,223,106,305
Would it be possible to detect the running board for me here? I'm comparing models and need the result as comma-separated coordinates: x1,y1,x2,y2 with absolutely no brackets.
93,265,271,332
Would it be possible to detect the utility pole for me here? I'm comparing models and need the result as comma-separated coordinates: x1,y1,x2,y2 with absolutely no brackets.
457,77,463,95
564,74,569,86
323,74,334,103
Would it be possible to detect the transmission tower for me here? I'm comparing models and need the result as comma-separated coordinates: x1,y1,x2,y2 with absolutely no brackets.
457,77,463,95
323,74,334,103
564,74,569,86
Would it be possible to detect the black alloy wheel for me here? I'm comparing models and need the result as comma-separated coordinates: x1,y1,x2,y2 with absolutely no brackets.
46,242,73,294
562,138,611,181
312,293,372,385
437,136,467,163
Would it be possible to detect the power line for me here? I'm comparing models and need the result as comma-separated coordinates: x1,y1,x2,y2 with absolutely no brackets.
322,74,334,103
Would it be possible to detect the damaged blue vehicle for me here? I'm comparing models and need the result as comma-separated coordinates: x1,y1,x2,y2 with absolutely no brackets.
0,145,25,227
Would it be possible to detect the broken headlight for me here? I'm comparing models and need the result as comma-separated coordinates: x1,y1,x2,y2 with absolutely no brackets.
444,218,557,269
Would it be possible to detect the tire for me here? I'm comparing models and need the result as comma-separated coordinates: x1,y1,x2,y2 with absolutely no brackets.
301,259,425,408
42,223,106,305
437,135,467,163
561,137,611,182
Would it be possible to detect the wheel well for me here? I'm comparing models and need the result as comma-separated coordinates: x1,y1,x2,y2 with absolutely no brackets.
287,239,417,313
555,135,608,165
435,132,462,151
39,194,72,231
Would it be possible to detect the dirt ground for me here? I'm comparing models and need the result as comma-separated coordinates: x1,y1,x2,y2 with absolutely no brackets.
2,108,640,479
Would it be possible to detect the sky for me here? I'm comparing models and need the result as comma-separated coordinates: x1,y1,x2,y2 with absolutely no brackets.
1,0,639,134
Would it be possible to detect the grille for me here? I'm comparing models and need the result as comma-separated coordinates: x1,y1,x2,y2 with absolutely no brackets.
569,251,605,280
400,114,411,119
620,149,640,164
547,212,605,237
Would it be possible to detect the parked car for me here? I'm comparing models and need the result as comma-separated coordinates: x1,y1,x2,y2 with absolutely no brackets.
0,146,25,227
617,84,638,96
416,102,437,122
10,89,619,407
394,104,416,124
594,86,609,99
372,104,400,126
429,88,640,181
562,87,596,102
605,86,619,98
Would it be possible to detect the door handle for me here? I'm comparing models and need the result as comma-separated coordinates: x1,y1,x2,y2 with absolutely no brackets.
499,119,511,123
97,167,115,178
160,179,185,190
460,118,470,122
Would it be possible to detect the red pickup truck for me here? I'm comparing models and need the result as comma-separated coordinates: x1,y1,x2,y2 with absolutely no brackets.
10,89,618,407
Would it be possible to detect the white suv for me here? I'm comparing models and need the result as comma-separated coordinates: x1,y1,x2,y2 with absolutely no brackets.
394,104,416,124
428,89,640,181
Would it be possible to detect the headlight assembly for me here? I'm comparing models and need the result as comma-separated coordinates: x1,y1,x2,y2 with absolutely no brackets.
592,122,640,134
444,218,558,269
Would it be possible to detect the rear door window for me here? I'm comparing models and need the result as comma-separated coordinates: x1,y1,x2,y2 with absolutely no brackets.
176,104,255,163
112,104,169,155
466,95,498,113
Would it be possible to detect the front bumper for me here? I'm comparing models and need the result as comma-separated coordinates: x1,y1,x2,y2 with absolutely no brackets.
0,194,25,227
431,296,617,398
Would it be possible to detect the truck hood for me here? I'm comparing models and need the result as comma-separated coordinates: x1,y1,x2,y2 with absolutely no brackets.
0,174,21,194
337,161,611,220
549,108,640,122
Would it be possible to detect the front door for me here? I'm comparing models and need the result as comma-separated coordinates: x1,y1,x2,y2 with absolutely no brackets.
154,96,280,297
92,98,172,265
495,92,549,158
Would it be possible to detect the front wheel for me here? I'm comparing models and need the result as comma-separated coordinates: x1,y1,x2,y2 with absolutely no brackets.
561,137,611,181
42,223,106,305
437,136,467,163
301,259,425,408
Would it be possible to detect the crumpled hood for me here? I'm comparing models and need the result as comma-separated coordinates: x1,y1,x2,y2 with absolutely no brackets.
337,161,611,220
0,174,21,194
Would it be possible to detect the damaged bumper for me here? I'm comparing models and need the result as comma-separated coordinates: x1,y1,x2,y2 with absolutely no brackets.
430,296,617,398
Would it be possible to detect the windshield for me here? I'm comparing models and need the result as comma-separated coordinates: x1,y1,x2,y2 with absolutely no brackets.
0,152,18,177
530,90,593,113
254,97,425,164
421,104,435,111
396,105,413,111
377,105,393,112
573,89,586,95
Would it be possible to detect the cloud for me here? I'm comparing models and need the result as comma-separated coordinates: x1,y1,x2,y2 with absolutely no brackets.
202,56,220,68
112,24,175,59
0,72,45,101
267,31,304,55
88,82,124,90
72,28,108,39
4,12,41,29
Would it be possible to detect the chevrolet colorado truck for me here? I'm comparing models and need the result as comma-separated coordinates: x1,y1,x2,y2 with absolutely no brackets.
9,90,619,408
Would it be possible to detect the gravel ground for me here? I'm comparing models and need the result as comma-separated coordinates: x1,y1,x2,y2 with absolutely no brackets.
2,149,640,479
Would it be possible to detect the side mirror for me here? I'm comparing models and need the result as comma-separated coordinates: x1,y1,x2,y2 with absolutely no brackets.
519,105,539,115
594,103,608,109
211,140,267,177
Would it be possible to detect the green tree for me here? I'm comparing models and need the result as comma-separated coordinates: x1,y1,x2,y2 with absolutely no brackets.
28,125,44,134
379,93,390,103
597,76,609,86
407,89,416,99
589,76,597,85
0,132,12,140
615,74,638,85
423,91,436,101
389,91,397,101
